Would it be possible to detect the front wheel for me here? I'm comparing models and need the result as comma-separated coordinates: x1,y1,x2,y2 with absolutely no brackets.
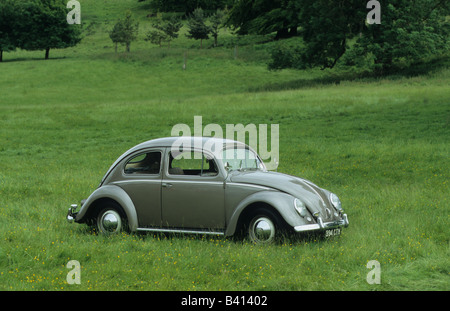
96,205,127,235
247,209,280,244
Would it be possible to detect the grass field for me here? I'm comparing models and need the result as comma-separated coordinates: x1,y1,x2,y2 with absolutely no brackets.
0,0,449,291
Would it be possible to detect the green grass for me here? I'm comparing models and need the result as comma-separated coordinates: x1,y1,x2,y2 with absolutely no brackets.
0,0,449,291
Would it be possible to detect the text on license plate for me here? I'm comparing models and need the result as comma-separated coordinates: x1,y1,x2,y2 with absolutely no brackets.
325,228,341,237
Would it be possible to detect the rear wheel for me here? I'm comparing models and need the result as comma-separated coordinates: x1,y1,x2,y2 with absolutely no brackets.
96,203,127,235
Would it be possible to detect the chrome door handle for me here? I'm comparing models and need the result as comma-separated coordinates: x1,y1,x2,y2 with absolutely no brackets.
162,183,172,188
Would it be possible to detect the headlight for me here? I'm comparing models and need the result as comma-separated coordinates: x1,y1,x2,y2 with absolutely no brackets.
294,198,307,217
329,193,342,211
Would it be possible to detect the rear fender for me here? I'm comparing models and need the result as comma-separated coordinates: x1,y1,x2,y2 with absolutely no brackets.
75,185,138,232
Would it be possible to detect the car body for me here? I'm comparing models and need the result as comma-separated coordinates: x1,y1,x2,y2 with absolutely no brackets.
67,137,348,243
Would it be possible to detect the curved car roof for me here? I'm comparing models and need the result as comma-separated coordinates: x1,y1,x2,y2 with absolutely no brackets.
130,136,248,150
100,137,253,183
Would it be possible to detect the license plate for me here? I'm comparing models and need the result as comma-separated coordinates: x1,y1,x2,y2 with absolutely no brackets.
325,228,341,237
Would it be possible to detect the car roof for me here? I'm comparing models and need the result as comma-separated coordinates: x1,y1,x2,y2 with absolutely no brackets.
129,136,248,151
100,137,253,184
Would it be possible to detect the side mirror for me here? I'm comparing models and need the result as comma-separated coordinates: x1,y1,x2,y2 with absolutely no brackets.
224,161,231,171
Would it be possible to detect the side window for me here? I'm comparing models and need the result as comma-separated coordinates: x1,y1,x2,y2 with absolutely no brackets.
124,151,161,175
168,150,218,176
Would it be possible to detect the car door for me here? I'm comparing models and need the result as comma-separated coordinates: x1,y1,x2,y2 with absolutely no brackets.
161,148,225,230
114,148,163,227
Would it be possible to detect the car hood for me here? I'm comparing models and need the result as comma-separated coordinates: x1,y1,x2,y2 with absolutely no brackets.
229,170,332,218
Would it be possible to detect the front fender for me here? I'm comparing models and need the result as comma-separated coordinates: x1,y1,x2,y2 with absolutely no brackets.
75,185,138,232
225,191,309,236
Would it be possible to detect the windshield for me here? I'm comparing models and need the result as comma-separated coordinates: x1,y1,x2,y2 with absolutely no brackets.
221,147,265,171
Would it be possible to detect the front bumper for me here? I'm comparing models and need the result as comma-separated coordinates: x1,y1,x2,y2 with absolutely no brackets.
67,204,78,223
294,214,349,233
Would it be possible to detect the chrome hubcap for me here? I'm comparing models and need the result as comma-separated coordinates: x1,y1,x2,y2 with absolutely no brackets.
99,210,122,233
250,217,275,243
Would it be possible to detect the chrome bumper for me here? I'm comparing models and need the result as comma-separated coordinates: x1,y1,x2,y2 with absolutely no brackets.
294,214,349,233
67,204,78,223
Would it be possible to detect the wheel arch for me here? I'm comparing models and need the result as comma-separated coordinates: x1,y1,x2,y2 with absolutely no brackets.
84,197,125,223
234,202,284,235
75,185,139,232
225,191,302,236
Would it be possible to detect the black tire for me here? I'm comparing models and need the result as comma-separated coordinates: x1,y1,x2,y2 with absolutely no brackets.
95,202,127,235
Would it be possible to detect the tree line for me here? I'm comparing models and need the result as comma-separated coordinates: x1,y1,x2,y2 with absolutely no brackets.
1,0,448,73
0,0,81,62
109,8,225,52
142,0,450,73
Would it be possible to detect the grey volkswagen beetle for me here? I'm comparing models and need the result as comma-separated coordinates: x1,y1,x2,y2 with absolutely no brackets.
67,137,348,243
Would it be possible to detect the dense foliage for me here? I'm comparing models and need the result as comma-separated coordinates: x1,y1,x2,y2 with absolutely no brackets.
268,0,450,72
347,0,450,73
0,0,17,61
144,0,231,15
226,0,301,39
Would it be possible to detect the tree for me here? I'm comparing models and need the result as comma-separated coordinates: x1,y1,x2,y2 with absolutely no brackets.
296,0,365,70
145,15,182,48
0,0,18,62
145,24,168,48
163,16,182,48
209,9,225,47
151,15,182,48
186,8,211,48
109,20,124,53
15,0,82,60
109,11,139,53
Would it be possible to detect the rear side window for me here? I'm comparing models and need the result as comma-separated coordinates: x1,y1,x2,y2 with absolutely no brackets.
124,151,161,175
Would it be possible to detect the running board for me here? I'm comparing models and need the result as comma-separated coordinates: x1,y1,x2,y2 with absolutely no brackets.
137,227,225,236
